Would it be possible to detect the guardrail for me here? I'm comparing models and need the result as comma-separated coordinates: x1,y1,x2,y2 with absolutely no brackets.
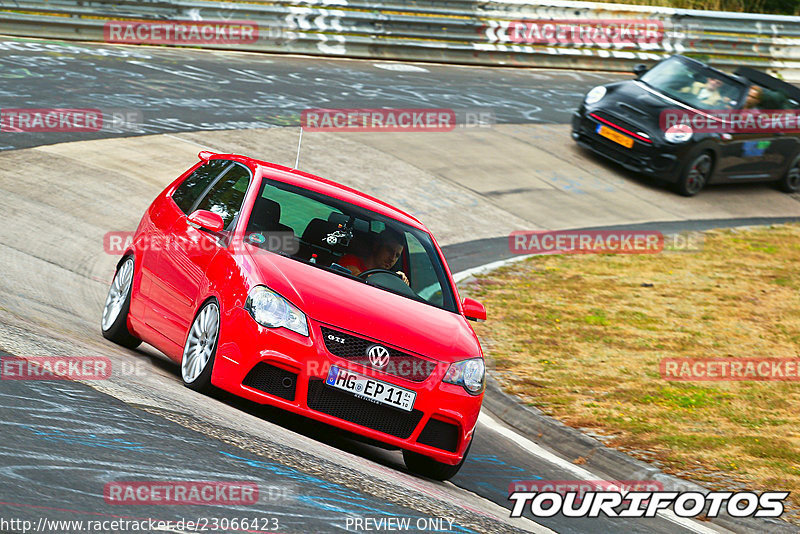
0,0,798,78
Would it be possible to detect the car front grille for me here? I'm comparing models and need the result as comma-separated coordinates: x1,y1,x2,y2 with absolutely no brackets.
242,363,297,401
306,379,423,439
417,418,460,452
589,111,654,149
319,326,438,382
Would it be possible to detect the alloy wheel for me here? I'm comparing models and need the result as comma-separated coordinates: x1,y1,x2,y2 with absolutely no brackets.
181,302,219,383
101,257,134,332
685,154,712,195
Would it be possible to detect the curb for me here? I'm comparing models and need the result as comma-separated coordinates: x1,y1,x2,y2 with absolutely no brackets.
482,373,795,534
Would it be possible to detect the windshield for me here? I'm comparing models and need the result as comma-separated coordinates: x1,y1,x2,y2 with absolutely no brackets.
245,178,458,313
640,57,746,111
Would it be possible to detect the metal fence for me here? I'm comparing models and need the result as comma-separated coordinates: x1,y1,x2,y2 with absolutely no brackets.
0,0,798,77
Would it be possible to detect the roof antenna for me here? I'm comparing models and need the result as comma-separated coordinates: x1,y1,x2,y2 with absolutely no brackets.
293,126,303,170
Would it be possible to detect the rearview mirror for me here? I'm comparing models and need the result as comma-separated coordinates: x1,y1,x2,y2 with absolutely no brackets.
462,297,486,322
188,210,224,233
633,63,648,77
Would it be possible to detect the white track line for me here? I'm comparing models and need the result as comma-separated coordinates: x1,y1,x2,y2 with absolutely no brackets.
479,411,725,533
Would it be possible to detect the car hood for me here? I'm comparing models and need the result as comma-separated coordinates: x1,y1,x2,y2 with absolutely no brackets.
591,80,695,139
240,246,481,363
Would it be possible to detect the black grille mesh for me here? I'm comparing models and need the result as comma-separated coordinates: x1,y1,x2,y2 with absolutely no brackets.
417,418,460,452
320,326,437,382
306,379,423,439
242,363,297,401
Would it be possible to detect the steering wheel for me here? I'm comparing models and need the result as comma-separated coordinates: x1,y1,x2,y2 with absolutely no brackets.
358,268,403,280
358,268,420,300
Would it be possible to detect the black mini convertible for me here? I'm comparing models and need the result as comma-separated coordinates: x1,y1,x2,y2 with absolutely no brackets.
572,55,800,196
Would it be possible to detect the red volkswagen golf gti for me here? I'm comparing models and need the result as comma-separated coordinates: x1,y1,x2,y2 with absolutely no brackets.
101,152,487,480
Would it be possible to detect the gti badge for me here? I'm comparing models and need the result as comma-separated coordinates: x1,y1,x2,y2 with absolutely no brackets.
367,345,390,368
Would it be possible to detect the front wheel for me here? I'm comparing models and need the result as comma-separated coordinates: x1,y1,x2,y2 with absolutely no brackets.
181,300,220,393
101,256,141,349
403,438,472,481
777,154,800,193
675,151,713,197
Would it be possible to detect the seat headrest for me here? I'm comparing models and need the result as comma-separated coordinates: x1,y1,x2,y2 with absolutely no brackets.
256,197,281,223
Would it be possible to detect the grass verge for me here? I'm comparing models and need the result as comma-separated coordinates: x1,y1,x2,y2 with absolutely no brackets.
464,224,800,521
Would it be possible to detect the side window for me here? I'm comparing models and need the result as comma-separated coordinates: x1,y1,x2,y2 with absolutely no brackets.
194,163,252,230
172,159,229,214
405,232,443,304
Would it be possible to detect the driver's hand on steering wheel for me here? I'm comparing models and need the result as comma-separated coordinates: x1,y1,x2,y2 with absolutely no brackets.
397,271,410,285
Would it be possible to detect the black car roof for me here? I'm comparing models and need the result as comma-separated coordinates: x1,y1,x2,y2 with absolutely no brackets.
734,66,800,103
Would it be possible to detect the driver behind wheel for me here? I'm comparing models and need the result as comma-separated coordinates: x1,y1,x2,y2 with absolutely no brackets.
339,228,410,284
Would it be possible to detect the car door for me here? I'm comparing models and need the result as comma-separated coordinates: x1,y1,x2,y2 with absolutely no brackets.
716,84,793,181
147,161,252,346
141,159,229,336
716,132,789,182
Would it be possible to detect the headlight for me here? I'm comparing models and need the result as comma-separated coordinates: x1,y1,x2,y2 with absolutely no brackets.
245,286,308,336
664,124,692,143
443,358,485,395
584,86,607,105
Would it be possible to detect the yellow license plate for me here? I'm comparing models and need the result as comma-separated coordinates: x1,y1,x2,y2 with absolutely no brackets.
596,124,634,149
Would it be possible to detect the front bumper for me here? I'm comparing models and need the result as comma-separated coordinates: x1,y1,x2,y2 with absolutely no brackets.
210,307,482,465
571,109,683,182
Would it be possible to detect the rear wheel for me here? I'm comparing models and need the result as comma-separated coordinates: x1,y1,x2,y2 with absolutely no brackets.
777,154,800,193
101,256,141,349
181,300,219,393
403,437,472,481
675,151,713,197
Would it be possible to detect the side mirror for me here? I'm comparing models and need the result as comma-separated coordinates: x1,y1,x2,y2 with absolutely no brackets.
462,297,486,322
633,64,648,77
188,210,224,233
198,150,216,161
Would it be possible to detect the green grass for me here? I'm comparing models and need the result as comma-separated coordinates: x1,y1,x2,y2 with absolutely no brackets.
465,224,800,522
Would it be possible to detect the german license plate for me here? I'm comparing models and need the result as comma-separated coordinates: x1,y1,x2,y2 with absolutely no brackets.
326,366,416,412
596,124,634,148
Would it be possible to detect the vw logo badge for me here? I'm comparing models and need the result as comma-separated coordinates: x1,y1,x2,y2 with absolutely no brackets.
367,345,390,368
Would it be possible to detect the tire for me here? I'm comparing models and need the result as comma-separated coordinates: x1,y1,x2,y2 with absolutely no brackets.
777,154,800,193
403,436,473,481
675,151,713,197
181,300,220,393
101,256,142,349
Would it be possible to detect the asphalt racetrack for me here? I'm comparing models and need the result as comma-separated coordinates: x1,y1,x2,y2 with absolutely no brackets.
1,37,799,534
